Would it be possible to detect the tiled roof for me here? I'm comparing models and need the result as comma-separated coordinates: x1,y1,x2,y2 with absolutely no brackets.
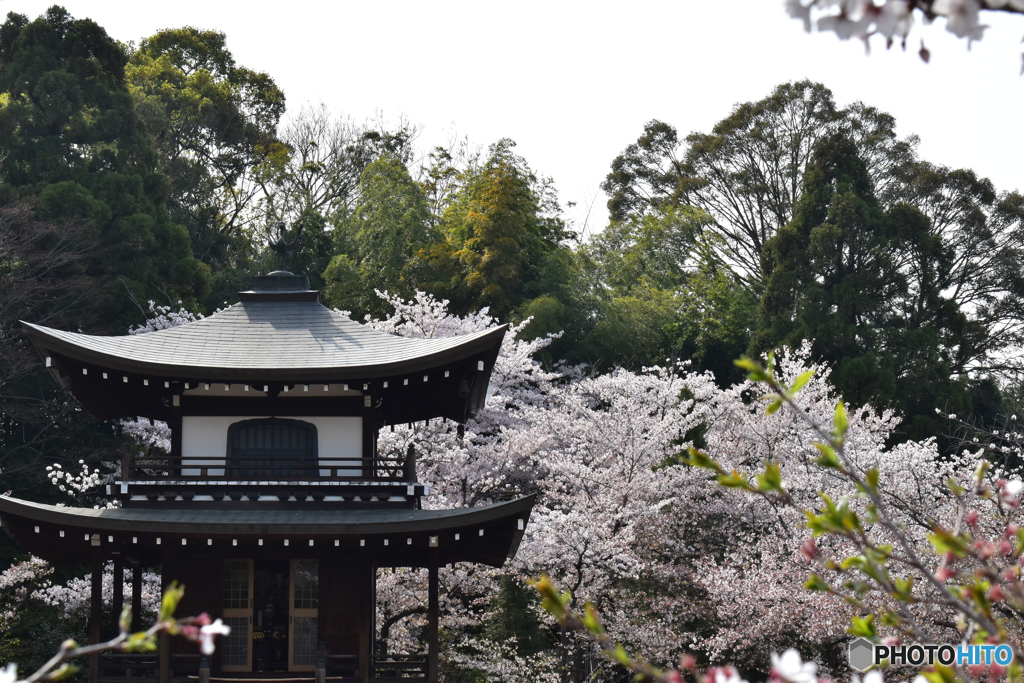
22,300,505,379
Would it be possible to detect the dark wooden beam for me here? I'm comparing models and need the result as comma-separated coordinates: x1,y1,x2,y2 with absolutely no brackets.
112,554,124,635
427,548,439,683
131,562,143,632
89,558,102,683
359,549,373,683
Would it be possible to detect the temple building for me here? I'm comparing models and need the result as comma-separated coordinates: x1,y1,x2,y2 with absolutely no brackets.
0,270,535,683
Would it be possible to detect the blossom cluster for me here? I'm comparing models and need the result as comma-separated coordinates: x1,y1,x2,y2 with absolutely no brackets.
784,0,1024,52
32,563,162,619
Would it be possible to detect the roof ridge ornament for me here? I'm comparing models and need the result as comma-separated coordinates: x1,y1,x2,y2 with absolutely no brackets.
269,221,293,271
244,222,314,298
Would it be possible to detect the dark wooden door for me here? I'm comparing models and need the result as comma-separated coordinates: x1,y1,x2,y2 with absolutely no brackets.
227,418,318,479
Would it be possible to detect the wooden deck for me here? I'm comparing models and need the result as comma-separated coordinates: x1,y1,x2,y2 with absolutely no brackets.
95,654,427,683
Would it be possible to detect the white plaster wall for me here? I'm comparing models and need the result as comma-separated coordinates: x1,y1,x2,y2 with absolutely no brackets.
181,415,363,477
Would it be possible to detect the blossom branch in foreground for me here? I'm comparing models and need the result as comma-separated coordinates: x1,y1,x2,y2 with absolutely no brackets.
688,354,1024,682
785,0,1024,65
2,582,229,683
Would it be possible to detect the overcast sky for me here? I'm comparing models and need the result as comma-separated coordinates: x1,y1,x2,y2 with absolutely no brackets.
5,0,1023,235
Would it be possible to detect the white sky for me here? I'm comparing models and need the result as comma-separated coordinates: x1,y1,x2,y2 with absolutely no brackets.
4,0,1023,236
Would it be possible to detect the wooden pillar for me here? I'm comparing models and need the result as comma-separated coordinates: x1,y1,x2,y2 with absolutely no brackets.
89,558,103,683
358,553,373,683
159,552,170,683
169,413,183,477
112,555,124,631
158,632,170,683
427,549,439,683
131,562,143,632
362,395,377,477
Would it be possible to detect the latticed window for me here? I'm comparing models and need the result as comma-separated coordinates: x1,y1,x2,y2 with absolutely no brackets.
227,418,318,478
293,560,319,609
223,560,249,609
292,617,318,666
221,616,249,666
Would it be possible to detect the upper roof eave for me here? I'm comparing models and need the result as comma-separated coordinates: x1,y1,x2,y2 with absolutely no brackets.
20,313,507,382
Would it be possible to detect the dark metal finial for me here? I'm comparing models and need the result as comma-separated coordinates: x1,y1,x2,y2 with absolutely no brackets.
270,221,293,270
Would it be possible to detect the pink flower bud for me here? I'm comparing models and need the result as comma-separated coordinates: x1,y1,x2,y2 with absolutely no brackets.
935,566,955,581
989,584,1006,602
1000,540,1014,556
195,612,212,626
966,510,980,527
967,664,986,678
679,656,697,670
991,663,1007,677
800,538,818,561
1005,524,1019,539
1003,568,1017,582
668,670,684,683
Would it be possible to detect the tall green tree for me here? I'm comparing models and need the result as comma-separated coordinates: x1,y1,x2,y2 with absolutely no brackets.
433,139,569,320
126,26,287,304
754,132,971,438
322,154,432,316
0,7,210,324
579,207,754,378
603,81,917,288
258,105,416,289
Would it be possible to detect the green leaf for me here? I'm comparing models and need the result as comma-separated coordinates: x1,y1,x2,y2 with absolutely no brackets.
847,614,876,638
683,448,724,474
734,356,768,383
716,470,753,490
893,577,915,602
765,398,783,415
756,461,784,493
119,605,132,633
124,632,157,653
813,443,843,471
610,644,631,667
834,401,849,439
804,574,832,592
159,581,184,622
532,575,571,622
928,528,970,557
946,476,965,496
864,467,879,493
49,664,79,681
789,370,814,394
582,604,605,635
880,610,904,627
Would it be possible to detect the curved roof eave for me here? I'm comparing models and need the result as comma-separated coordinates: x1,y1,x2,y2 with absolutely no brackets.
20,314,507,381
0,494,536,536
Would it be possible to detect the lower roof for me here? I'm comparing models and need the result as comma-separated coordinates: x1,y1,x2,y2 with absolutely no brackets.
0,494,535,568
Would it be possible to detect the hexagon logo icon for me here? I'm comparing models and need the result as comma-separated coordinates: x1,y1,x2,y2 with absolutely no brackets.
848,637,875,672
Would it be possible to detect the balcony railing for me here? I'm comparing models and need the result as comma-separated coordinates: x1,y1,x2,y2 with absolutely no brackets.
123,452,416,483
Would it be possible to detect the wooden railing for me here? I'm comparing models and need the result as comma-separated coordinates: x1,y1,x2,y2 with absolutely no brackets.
124,453,415,483
370,655,427,681
96,653,201,683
